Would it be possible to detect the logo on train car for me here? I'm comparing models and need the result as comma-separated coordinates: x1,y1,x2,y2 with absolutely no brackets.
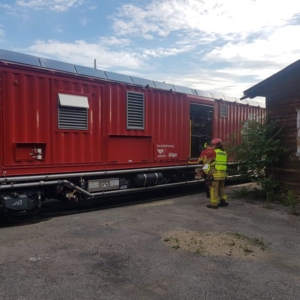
157,149,167,155
154,143,179,160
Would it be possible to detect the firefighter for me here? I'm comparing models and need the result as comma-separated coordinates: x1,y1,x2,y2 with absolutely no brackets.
206,138,228,209
198,142,212,198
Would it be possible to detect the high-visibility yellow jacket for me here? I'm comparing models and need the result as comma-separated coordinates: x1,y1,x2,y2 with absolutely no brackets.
210,149,227,180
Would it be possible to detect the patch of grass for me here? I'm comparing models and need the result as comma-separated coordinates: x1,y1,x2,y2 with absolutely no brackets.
195,248,205,255
252,237,266,251
226,249,233,256
164,236,180,250
228,232,248,240
229,233,267,251
242,245,254,255
232,186,251,198
265,191,273,209
232,186,266,200
227,240,236,247
284,190,298,215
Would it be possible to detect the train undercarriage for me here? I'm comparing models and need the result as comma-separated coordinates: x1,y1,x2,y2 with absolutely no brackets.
0,163,245,222
0,165,204,222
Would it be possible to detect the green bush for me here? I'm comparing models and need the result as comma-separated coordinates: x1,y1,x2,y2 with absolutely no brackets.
227,117,288,198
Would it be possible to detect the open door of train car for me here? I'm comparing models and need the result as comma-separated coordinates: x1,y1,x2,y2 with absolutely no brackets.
190,103,213,159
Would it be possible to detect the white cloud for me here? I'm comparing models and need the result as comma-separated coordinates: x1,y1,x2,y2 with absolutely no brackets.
0,28,5,37
54,24,64,33
0,3,13,10
99,37,131,47
141,45,195,58
16,0,85,12
202,25,300,78
0,3,19,16
20,40,147,70
112,0,300,40
80,17,87,25
8,0,299,103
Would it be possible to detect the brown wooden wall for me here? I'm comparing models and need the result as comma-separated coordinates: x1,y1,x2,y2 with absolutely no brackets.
265,71,300,197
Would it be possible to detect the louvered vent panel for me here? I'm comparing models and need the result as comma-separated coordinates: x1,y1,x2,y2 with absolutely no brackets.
58,107,88,130
127,92,144,130
220,104,228,118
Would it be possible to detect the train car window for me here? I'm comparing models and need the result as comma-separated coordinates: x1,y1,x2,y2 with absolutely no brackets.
126,91,144,130
220,104,228,118
58,93,89,130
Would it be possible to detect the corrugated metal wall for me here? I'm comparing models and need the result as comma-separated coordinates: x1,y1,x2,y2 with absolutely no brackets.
213,101,265,143
2,70,52,166
2,69,103,167
51,78,102,164
0,62,266,177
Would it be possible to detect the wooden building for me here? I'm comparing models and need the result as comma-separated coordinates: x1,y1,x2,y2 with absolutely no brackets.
242,60,300,197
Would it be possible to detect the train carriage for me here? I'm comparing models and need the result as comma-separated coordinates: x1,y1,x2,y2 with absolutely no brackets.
0,49,265,221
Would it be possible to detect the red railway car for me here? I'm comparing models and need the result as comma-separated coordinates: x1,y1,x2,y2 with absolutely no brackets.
0,49,265,220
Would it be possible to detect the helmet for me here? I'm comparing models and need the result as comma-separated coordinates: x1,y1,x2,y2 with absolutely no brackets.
211,138,223,148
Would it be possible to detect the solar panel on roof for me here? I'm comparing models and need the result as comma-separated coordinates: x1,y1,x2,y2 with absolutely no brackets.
194,90,213,98
39,57,76,73
224,95,238,102
75,65,107,79
0,49,41,67
105,71,133,84
246,100,264,107
173,84,197,95
153,81,174,91
241,100,250,105
210,92,226,100
1,49,259,108
131,76,156,88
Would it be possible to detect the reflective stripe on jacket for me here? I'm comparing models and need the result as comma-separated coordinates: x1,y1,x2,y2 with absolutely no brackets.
202,163,210,174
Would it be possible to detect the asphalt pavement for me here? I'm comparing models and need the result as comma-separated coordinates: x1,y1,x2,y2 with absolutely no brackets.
0,183,300,300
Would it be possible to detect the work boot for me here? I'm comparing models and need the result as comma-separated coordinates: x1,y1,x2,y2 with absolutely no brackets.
218,200,228,207
207,204,218,209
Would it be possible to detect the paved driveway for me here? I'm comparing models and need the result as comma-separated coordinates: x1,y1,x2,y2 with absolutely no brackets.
1,183,300,300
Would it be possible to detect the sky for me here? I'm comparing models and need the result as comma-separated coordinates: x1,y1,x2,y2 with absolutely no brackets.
1,0,300,103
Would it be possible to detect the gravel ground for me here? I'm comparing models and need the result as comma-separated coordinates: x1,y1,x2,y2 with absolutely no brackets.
0,183,300,300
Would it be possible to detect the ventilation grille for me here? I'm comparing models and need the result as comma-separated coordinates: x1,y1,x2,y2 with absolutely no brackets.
127,92,144,130
220,104,228,118
58,107,88,130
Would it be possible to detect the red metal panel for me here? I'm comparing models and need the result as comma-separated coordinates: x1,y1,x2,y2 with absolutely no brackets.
108,136,151,163
147,90,190,161
0,61,266,178
211,101,266,144
2,70,52,166
51,78,103,164
105,85,190,161
1,67,103,173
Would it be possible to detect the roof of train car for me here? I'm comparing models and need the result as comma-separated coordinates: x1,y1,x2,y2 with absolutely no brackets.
0,48,265,108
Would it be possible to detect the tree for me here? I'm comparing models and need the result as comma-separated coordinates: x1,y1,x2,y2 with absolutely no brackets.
227,117,288,198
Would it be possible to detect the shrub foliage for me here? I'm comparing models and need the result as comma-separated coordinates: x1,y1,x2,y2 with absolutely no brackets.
227,117,288,196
